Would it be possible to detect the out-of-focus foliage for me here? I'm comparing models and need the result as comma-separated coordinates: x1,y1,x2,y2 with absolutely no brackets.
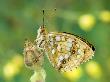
63,67,83,81
85,61,102,79
99,11,110,23
78,14,96,31
0,0,110,82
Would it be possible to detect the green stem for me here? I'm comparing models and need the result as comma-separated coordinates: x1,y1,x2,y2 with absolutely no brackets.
30,67,46,82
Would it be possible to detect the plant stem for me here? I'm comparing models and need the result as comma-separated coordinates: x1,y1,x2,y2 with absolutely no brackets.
30,67,46,82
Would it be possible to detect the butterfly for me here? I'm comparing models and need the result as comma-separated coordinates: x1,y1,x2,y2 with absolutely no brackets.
24,10,95,72
35,25,95,72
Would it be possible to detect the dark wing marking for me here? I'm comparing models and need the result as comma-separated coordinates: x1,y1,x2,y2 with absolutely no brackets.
63,32,95,51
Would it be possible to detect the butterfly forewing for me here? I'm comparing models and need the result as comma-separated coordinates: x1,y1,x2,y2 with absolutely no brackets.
45,32,95,72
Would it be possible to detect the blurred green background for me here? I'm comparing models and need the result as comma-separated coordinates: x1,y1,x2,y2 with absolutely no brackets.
0,0,110,82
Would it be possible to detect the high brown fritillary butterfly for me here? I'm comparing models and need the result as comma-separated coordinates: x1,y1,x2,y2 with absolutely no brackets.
24,10,95,72
35,25,95,72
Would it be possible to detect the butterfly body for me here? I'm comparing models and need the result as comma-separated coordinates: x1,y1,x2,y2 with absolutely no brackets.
35,26,95,72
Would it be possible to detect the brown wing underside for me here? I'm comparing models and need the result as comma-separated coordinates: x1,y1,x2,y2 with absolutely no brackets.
45,32,95,72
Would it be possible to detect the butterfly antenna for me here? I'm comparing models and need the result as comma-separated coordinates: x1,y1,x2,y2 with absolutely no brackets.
43,10,45,27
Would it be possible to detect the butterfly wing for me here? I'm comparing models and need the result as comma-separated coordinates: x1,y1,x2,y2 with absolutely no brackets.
45,32,95,72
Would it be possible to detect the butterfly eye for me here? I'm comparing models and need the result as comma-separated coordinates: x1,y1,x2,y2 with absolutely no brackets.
40,26,44,30
38,26,46,35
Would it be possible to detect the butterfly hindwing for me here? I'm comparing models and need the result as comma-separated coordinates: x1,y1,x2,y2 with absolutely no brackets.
45,32,95,72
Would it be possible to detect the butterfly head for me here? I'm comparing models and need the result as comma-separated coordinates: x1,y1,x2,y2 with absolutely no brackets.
37,26,47,38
